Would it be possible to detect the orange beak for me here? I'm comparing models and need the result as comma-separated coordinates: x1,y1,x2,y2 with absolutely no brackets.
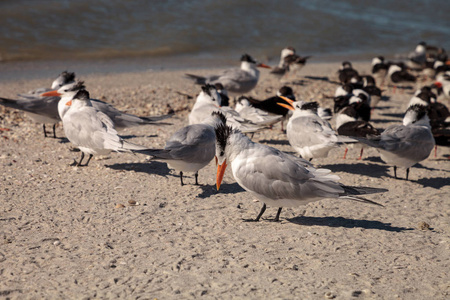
41,90,62,97
216,159,227,191
257,63,271,69
277,95,295,110
65,100,72,106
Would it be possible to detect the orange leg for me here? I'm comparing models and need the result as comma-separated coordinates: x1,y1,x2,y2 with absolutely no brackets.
357,148,364,160
343,148,348,159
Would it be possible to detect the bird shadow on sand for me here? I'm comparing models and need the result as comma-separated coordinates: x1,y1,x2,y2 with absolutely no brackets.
287,216,413,232
57,137,70,144
320,162,391,178
196,182,245,199
415,177,450,189
304,75,337,84
105,161,171,177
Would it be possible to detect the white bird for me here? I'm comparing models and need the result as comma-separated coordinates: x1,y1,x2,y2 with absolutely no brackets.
188,84,266,133
352,105,435,180
136,112,226,186
279,97,354,160
42,81,173,129
214,122,385,221
185,54,271,94
62,89,148,166
0,71,76,137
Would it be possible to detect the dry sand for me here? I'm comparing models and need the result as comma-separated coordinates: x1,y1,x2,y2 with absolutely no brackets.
0,61,449,299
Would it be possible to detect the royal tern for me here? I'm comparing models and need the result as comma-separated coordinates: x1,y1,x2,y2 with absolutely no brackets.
185,54,271,94
136,112,226,186
188,84,266,133
214,83,230,107
62,89,148,166
42,82,173,129
0,71,76,138
352,105,435,180
279,98,355,160
214,122,385,222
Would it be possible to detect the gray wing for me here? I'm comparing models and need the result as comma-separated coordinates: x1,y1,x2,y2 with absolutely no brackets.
209,69,257,93
164,124,216,163
0,96,60,121
17,87,52,100
91,99,172,129
235,145,343,201
288,116,338,147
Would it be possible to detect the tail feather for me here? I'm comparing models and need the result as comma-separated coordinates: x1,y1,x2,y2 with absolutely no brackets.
341,195,384,207
185,74,206,85
0,97,21,109
350,136,382,148
342,185,388,195
132,148,174,160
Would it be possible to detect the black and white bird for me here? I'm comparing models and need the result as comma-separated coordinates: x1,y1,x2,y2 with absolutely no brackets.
185,54,271,94
352,105,435,180
387,63,416,93
371,56,389,86
214,122,385,222
270,47,296,78
338,61,359,84
335,105,380,159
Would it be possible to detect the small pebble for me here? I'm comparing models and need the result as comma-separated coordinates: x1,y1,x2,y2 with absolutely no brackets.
115,204,125,209
128,200,137,206
417,221,430,230
53,240,61,246
324,292,336,299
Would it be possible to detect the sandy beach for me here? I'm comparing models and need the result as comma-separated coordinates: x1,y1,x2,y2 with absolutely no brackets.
0,60,449,299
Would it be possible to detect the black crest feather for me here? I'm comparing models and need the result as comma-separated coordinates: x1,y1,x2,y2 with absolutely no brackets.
69,81,86,92
407,104,427,120
201,84,216,96
61,71,76,84
74,89,90,100
214,123,234,153
301,101,319,112
240,54,256,63
211,111,227,125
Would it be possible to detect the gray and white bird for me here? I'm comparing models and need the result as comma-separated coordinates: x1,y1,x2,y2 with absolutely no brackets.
136,112,226,186
0,71,76,138
43,82,173,129
279,97,354,160
185,54,271,94
214,122,385,222
62,89,148,166
270,47,296,78
352,105,435,180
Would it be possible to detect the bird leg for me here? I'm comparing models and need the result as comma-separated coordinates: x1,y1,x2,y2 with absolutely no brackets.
357,148,364,160
52,124,57,139
194,171,199,185
244,203,267,222
434,145,438,158
81,154,93,167
43,124,48,138
394,166,397,179
406,168,410,181
70,152,85,166
274,207,283,222
343,148,348,159
180,171,184,186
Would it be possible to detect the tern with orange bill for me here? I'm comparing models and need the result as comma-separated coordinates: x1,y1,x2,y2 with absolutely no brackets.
214,121,386,222
278,96,355,160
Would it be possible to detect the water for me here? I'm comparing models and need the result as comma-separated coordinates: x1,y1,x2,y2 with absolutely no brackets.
0,0,449,63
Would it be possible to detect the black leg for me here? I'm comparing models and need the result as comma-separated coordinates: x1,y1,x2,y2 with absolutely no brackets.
180,171,184,186
274,207,283,222
71,152,85,166
52,124,57,138
43,124,48,138
255,204,267,221
194,171,199,185
309,158,313,162
406,168,410,180
82,154,93,167
394,166,397,179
